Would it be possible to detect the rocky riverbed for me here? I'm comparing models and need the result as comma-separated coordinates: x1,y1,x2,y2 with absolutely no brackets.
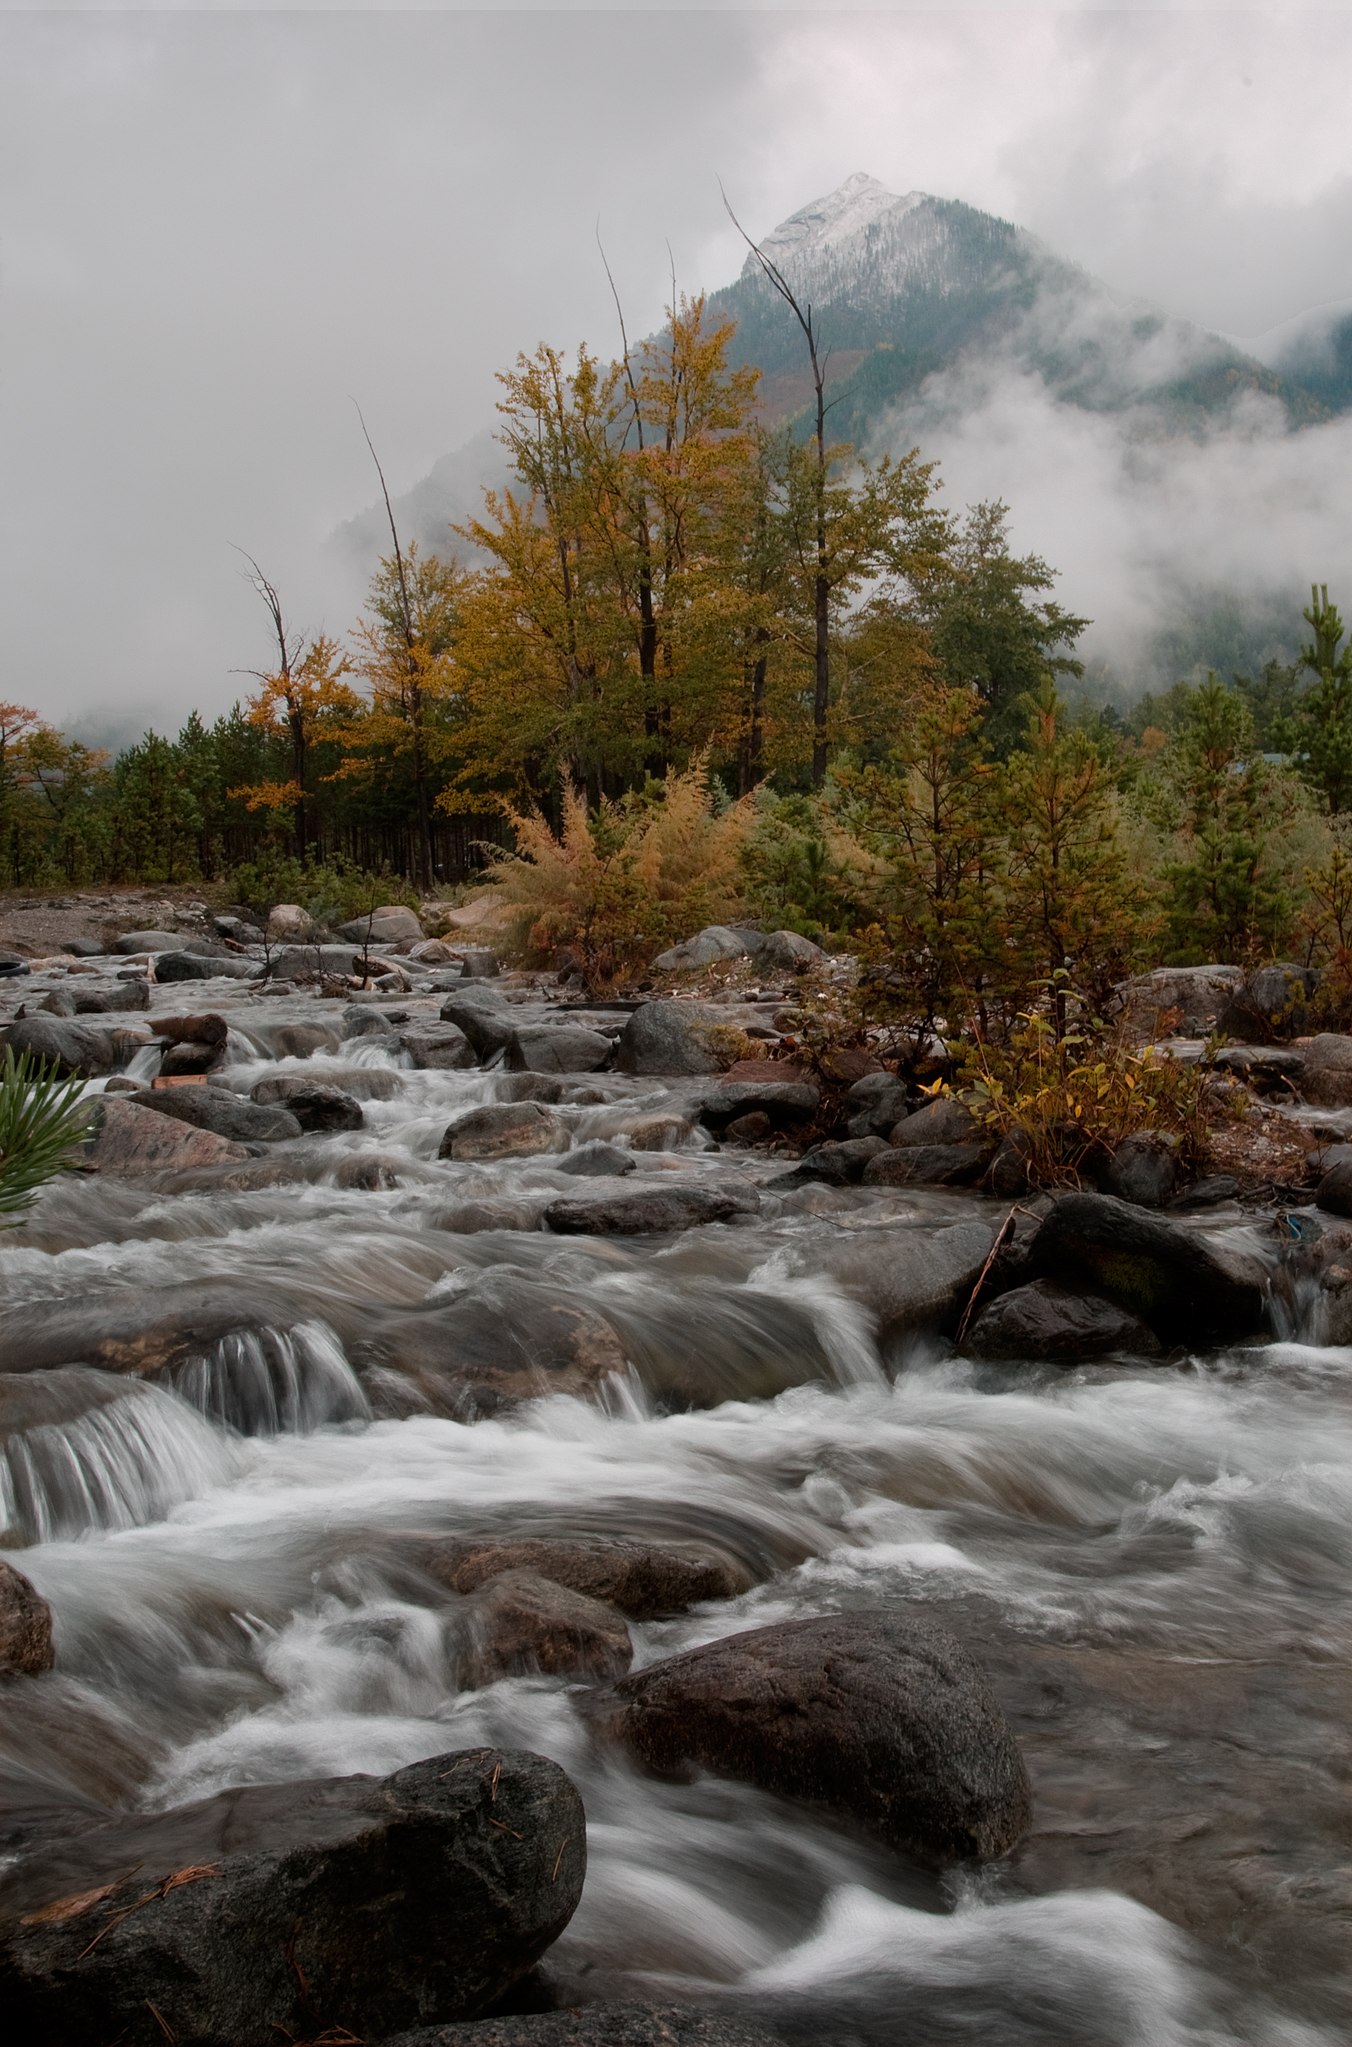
0,904,1349,2046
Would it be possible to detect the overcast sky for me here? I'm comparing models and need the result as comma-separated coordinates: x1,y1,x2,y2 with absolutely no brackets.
4,5,1352,737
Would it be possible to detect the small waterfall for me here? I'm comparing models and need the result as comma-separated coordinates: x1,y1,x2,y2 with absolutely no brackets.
172,1319,370,1436
0,1378,235,1544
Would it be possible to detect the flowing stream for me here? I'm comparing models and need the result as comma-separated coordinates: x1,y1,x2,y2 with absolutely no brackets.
0,1001,1348,2047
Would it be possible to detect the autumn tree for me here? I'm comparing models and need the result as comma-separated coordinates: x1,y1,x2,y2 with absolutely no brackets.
232,555,359,859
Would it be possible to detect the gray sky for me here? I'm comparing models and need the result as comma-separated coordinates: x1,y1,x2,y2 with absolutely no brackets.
4,5,1352,736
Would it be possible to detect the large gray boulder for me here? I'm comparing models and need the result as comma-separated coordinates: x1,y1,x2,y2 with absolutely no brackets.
651,926,763,972
757,929,826,971
441,992,517,1058
113,929,182,953
249,1080,364,1133
1096,1132,1179,1208
1031,1192,1269,1344
863,1143,992,1188
153,951,258,982
1301,1033,1352,1107
964,1278,1163,1363
822,1220,997,1350
354,1280,627,1420
597,1611,1031,1866
1216,961,1318,1043
1116,964,1243,1036
84,1096,253,1175
2,1015,144,1077
38,978,149,1016
265,943,360,981
506,1024,612,1074
544,1183,760,1236
402,1025,478,1070
616,1002,734,1077
699,1079,819,1128
0,1747,585,2047
127,1085,301,1145
336,904,424,946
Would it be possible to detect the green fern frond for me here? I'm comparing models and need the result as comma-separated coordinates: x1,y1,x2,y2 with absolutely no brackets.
0,1046,98,1219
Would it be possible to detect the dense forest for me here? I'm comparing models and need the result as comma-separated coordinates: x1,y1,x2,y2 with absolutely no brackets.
4,293,1351,1004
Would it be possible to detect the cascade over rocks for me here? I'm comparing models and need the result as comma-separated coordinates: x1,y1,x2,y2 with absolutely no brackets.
1031,1192,1269,1344
0,1747,586,2047
355,1282,629,1420
4,1281,305,1379
595,1610,1032,1866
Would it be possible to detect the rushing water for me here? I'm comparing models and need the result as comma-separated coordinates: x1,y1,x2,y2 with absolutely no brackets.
0,1002,1348,2046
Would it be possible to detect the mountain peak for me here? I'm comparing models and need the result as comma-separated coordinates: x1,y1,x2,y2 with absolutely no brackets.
751,173,926,280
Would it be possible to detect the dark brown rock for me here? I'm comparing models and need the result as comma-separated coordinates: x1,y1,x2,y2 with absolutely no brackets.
964,1278,1163,1363
598,1610,1031,1866
862,1142,992,1187
441,1103,567,1162
1031,1191,1269,1344
422,1536,753,1619
355,1282,628,1420
459,1570,631,1687
0,1561,54,1678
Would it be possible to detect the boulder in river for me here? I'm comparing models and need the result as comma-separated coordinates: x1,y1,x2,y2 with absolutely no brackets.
616,1001,738,1078
0,1746,585,2047
459,1569,632,1687
823,1218,996,1352
596,1610,1031,1866
153,950,257,982
85,1096,253,1174
39,978,149,1016
1095,1131,1179,1209
544,1183,760,1236
0,1560,54,1678
863,1142,993,1188
356,1279,628,1420
1,1015,144,1077
889,1096,980,1148
422,1535,754,1619
781,1137,887,1185
403,1024,478,1070
441,1102,567,1162
266,943,359,981
127,1084,301,1145
963,1278,1163,1363
1031,1191,1268,1344
553,1141,636,1178
248,1079,364,1133
699,1079,820,1129
267,1020,341,1060
507,1024,613,1075
441,993,518,1058
5,1279,302,1378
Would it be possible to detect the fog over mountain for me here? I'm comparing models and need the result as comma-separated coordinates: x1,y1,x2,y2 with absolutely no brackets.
5,8,1352,732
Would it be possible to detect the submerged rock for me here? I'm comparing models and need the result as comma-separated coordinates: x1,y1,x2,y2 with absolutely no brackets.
553,1141,636,1178
356,1281,628,1420
964,1278,1163,1363
1031,1191,1269,1345
0,1747,585,2047
596,1610,1031,1866
0,1561,54,1678
544,1183,760,1236
422,1535,753,1619
5,1281,302,1378
459,1569,632,1687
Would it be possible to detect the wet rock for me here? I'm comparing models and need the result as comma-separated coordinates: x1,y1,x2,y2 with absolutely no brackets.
1299,1032,1352,1107
158,1040,222,1077
1167,1174,1243,1211
211,913,265,944
553,1142,636,1178
597,1611,1031,1866
783,1137,887,1185
844,1074,911,1139
422,1536,753,1619
153,950,258,982
616,1002,736,1078
248,1080,364,1133
4,1280,301,1378
266,943,358,981
408,938,460,965
0,1561,54,1678
625,1115,696,1151
40,978,149,1016
441,1103,567,1162
60,939,104,959
432,1199,541,1234
381,2006,784,2047
84,1097,253,1174
459,1569,632,1687
824,1219,996,1349
863,1142,993,1187
724,1110,773,1145
544,1183,760,1236
127,1085,301,1145
1031,1191,1269,1344
497,1073,568,1105
358,1282,627,1419
1117,963,1243,1036
0,1747,586,2047
1,1016,144,1078
890,1097,979,1148
1096,1131,1180,1208
507,1025,612,1075
459,947,500,979
1216,962,1318,1043
402,1025,478,1070
266,901,312,937
112,929,182,953
699,1080,819,1128
269,1021,341,1060
336,904,424,946
442,993,518,1058
342,1002,393,1038
331,1152,404,1191
964,1278,1163,1363
151,1010,229,1047
1313,1159,1352,1216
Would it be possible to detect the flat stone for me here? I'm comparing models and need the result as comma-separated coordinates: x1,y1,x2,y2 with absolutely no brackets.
127,1085,301,1144
544,1183,760,1236
863,1142,992,1187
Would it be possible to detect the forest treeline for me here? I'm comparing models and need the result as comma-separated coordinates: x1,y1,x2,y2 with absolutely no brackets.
3,292,1352,997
